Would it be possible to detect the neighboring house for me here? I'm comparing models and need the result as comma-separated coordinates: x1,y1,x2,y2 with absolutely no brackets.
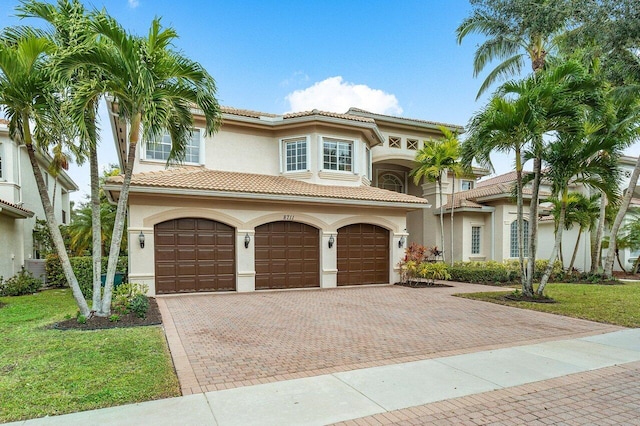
428,156,640,272
105,106,481,295
0,119,78,281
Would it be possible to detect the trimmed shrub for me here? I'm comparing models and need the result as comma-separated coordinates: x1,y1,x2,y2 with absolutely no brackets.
112,283,149,318
0,268,43,296
417,262,451,281
45,255,128,299
449,259,565,285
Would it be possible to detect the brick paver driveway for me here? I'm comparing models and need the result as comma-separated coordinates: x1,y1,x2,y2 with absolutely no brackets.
157,283,621,395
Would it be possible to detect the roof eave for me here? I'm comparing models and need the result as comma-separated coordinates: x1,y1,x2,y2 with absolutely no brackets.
103,184,430,210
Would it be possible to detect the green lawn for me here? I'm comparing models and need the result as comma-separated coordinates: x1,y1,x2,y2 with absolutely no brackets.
0,289,180,423
457,281,640,328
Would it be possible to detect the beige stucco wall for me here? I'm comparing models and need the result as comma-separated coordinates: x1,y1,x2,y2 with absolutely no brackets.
0,215,24,279
133,122,372,187
127,193,414,295
538,222,592,272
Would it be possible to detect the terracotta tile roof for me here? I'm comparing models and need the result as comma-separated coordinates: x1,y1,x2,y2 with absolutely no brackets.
220,106,375,124
346,107,464,130
0,118,8,125
106,168,429,205
477,171,520,187
0,198,34,216
442,181,550,209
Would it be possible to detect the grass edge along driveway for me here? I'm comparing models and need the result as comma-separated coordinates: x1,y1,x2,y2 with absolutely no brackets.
0,289,179,423
457,281,640,328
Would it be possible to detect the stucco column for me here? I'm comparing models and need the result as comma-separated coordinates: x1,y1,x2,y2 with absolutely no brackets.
392,231,409,284
321,231,337,288
236,229,255,292
128,227,155,295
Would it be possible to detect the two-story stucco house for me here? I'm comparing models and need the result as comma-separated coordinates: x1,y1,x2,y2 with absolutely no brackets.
0,119,78,281
105,106,494,295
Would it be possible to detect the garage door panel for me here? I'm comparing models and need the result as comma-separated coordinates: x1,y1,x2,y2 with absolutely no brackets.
154,218,236,294
255,221,319,290
337,224,389,286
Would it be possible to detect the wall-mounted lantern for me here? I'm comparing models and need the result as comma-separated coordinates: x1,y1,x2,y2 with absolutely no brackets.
328,234,335,249
244,233,251,249
398,235,406,249
138,231,145,249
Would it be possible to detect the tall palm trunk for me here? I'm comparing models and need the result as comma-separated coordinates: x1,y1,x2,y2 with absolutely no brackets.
90,142,102,310
604,156,640,278
23,115,90,316
450,174,455,266
569,226,583,271
539,192,567,295
590,191,606,273
526,155,542,291
100,112,141,316
438,176,446,263
514,149,530,296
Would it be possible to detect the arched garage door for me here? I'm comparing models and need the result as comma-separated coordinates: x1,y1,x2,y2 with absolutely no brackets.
255,221,319,290
154,218,235,294
337,223,389,286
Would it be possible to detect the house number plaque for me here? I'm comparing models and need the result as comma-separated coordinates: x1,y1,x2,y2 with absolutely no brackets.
283,215,295,221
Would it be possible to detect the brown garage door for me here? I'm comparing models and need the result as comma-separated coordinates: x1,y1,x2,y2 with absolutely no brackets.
154,218,235,294
337,223,389,286
255,221,319,290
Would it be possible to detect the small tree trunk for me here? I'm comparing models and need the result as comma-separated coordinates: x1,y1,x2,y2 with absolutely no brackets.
450,174,455,266
526,155,542,291
569,227,582,271
590,191,606,274
438,177,446,263
539,195,566,295
514,149,531,296
100,113,142,316
604,156,640,278
616,250,627,274
23,117,90,316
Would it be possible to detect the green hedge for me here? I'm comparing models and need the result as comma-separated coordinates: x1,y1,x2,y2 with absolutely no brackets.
46,255,128,299
449,259,564,285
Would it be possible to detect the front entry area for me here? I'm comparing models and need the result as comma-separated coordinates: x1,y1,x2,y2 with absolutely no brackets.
337,223,389,286
154,218,236,294
254,221,320,290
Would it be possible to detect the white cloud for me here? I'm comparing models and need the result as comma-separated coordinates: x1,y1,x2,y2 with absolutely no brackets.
128,0,140,9
285,76,402,115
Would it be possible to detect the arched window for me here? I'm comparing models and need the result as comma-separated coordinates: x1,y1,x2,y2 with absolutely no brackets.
379,173,404,193
510,220,529,258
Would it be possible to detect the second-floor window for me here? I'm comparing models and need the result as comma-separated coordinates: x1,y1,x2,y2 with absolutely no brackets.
283,138,308,172
323,138,353,172
407,139,418,150
461,180,474,191
146,129,201,163
389,136,401,148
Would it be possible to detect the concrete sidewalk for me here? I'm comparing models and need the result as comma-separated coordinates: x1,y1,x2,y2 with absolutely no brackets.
8,328,640,426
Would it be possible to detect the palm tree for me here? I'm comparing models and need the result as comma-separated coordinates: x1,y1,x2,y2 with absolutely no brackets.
463,95,531,293
0,30,91,315
19,0,106,310
537,118,620,294
410,135,461,263
60,15,221,315
456,0,576,98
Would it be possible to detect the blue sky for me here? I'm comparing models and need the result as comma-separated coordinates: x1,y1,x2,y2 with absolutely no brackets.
1,0,638,201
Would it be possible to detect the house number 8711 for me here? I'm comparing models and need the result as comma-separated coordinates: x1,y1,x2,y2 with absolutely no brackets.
283,215,295,221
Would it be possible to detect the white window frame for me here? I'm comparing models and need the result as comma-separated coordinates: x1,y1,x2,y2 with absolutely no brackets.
461,180,474,191
365,146,372,180
142,128,204,165
471,226,481,255
279,136,310,173
321,137,355,173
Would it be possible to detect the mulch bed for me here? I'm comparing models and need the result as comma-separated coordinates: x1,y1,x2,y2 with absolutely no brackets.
53,298,162,330
395,281,453,288
503,294,556,303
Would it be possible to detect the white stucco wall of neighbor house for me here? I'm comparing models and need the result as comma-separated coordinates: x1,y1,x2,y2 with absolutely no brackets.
126,194,412,295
